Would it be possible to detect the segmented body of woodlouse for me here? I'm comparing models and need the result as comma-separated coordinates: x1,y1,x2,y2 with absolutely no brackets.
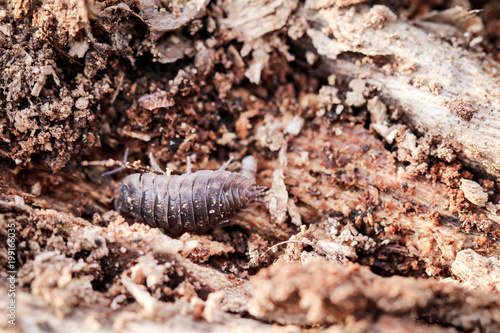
104,153,266,234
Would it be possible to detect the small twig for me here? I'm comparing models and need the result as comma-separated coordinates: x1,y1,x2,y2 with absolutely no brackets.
81,159,123,168
260,239,328,258
0,199,32,214
110,71,125,104
81,159,162,175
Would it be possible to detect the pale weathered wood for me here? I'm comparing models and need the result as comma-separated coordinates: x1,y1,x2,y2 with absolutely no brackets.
301,3,500,179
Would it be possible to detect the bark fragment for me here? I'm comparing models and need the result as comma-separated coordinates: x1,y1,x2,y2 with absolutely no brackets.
248,259,500,331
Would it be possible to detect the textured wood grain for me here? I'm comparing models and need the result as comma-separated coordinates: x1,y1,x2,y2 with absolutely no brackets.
302,3,500,179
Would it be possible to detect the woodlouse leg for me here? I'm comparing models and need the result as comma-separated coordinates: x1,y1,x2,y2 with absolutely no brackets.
218,156,235,171
149,152,172,177
149,152,163,174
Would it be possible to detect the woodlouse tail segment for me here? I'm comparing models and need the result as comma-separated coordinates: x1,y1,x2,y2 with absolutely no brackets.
252,197,267,205
246,185,267,204
101,147,130,190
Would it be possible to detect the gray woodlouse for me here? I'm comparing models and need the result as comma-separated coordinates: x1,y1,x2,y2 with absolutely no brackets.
102,150,267,234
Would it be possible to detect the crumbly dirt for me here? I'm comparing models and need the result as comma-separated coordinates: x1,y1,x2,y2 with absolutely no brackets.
1,0,500,332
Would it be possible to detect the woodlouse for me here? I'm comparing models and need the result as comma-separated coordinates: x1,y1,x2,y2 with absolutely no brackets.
103,150,267,234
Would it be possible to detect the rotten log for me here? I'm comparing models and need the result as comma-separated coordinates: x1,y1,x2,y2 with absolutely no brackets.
1,0,500,332
300,3,500,179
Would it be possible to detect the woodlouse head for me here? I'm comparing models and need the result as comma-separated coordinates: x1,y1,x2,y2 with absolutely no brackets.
116,183,133,215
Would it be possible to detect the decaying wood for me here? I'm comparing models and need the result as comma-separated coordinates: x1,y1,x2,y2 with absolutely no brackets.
451,249,500,292
248,259,500,331
249,111,499,288
1,0,500,332
0,283,462,333
302,3,500,179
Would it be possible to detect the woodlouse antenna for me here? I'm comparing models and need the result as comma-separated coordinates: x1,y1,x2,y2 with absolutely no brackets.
97,149,168,188
100,148,130,190
100,147,130,178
